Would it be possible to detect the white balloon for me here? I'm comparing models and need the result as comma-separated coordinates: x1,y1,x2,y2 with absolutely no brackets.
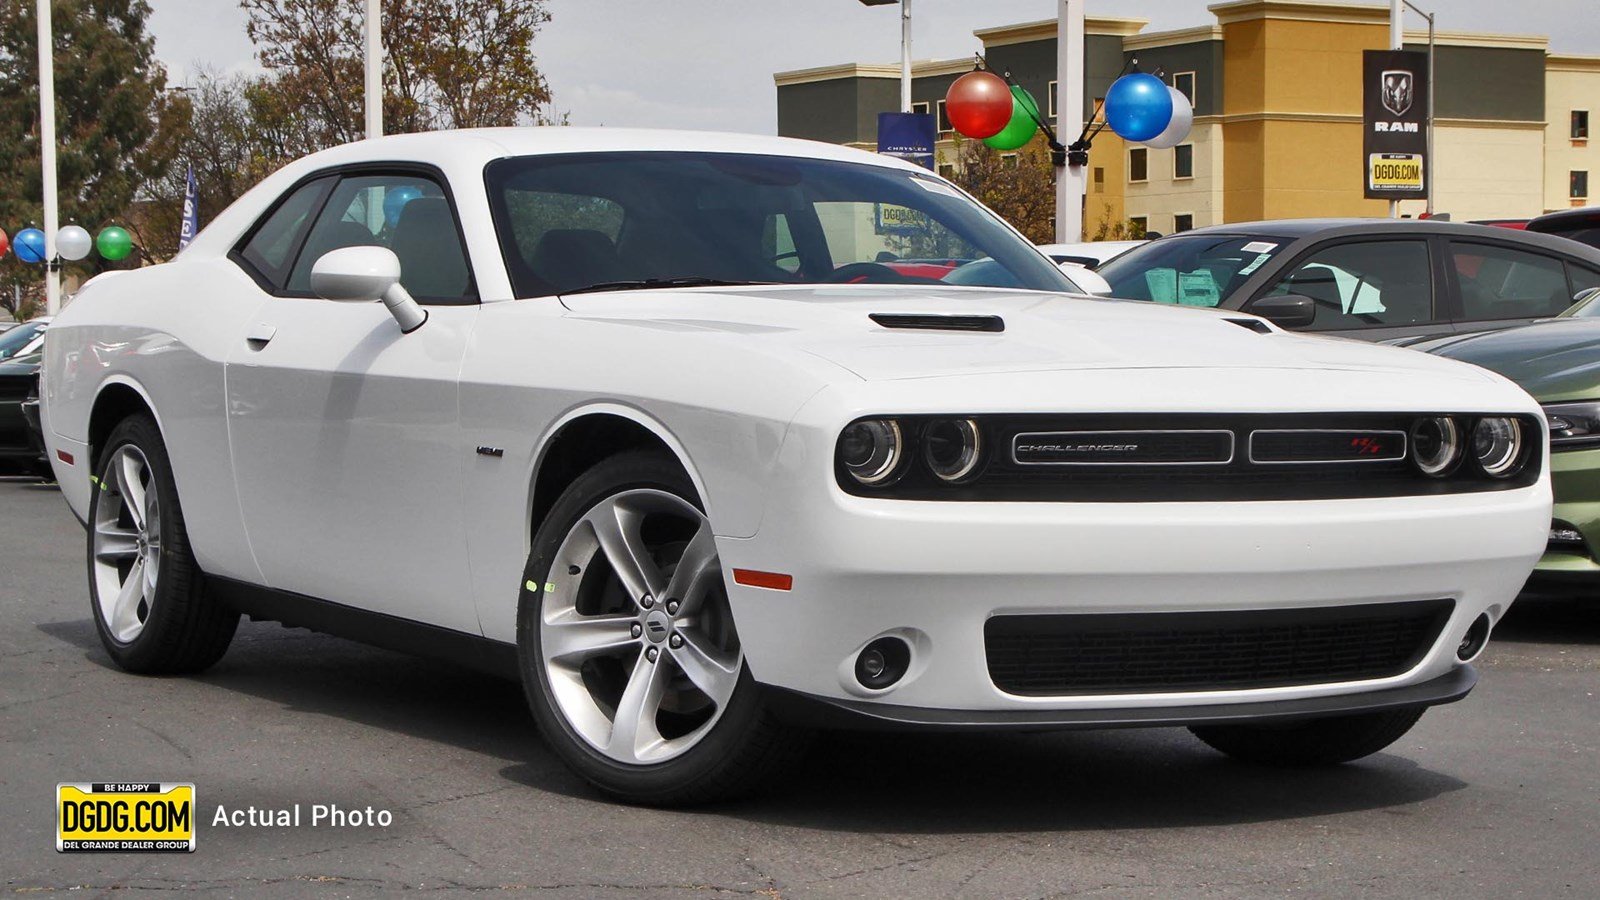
57,225,93,261
1143,86,1194,150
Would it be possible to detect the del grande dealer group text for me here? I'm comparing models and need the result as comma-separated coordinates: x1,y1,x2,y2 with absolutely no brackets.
211,804,392,828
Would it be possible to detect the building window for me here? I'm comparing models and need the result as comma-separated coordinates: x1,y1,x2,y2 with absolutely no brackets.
1573,170,1590,200
1048,80,1059,119
1129,216,1148,237
1173,144,1195,180
1001,152,1019,169
1172,71,1196,105
1574,110,1589,140
1128,147,1148,183
1174,213,1194,233
936,99,950,133
1093,167,1105,191
912,101,931,118
937,162,956,180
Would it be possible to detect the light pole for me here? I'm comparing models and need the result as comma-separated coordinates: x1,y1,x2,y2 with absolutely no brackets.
364,0,383,138
859,0,911,113
1403,0,1436,216
37,0,60,314
1055,1,1086,243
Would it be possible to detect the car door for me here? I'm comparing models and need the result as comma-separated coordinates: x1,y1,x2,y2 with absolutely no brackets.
224,166,482,632
1245,237,1448,342
1441,239,1599,331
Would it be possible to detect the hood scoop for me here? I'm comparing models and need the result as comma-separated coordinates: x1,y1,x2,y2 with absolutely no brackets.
869,313,1005,333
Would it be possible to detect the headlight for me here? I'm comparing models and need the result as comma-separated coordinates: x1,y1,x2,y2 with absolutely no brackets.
1472,416,1524,477
839,418,903,485
1410,416,1460,476
923,418,982,482
1544,401,1600,450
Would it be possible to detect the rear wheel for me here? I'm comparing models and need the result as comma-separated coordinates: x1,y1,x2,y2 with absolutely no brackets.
1189,707,1426,766
517,450,806,805
88,414,237,674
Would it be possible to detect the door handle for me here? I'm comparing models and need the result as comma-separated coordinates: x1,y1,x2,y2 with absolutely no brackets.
245,323,277,349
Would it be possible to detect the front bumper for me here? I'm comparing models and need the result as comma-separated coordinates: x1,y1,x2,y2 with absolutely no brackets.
1530,446,1600,584
717,478,1548,717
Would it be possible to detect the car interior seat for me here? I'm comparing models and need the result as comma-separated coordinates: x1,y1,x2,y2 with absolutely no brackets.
390,198,471,298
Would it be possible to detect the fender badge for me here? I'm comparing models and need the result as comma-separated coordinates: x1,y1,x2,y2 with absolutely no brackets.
475,446,505,458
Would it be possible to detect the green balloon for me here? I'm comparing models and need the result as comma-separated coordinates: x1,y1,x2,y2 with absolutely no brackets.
983,85,1041,152
97,226,133,261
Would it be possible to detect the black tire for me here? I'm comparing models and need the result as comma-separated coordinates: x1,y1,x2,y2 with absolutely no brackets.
517,450,808,805
87,414,237,674
1189,706,1426,766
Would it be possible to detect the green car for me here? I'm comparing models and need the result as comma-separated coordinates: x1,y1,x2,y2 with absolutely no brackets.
1411,292,1600,589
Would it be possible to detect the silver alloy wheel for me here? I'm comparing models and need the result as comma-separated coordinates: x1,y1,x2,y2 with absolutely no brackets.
92,445,162,643
540,489,742,765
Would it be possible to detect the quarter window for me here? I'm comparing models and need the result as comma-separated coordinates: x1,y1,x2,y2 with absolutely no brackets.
284,173,475,303
1451,242,1575,321
1265,240,1433,331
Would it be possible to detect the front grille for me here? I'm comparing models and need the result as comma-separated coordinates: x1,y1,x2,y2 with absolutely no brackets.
985,600,1453,696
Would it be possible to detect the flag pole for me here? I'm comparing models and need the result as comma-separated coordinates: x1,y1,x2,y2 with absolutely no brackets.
364,0,383,139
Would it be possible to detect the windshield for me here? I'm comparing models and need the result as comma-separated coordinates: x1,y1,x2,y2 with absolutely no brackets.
0,322,43,361
1096,234,1291,307
484,151,1077,298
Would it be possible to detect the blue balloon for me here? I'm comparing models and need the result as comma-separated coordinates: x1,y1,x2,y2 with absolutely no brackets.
13,228,46,264
383,186,424,228
1104,73,1174,143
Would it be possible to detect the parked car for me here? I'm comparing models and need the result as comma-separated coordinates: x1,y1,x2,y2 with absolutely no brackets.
1473,218,1529,231
0,317,49,362
42,129,1549,804
1526,206,1600,250
0,350,47,477
1037,240,1145,270
1406,315,1600,590
1094,219,1600,341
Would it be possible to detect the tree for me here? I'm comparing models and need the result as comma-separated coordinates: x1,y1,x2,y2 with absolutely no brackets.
240,0,559,158
944,134,1058,244
0,0,186,316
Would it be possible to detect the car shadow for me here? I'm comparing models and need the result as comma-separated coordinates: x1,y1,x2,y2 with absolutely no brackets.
1496,592,1600,645
40,617,1468,830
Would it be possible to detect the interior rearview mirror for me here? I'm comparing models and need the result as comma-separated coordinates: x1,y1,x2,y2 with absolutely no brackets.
1247,294,1316,330
309,246,428,334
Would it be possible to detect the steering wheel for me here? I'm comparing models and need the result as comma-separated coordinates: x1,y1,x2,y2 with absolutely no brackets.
824,262,907,284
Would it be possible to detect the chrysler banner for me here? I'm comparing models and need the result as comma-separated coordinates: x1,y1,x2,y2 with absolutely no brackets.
1363,50,1429,199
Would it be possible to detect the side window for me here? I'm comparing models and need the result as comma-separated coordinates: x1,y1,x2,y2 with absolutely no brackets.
1450,242,1571,321
237,178,332,289
1568,262,1600,302
285,173,475,303
1265,240,1432,331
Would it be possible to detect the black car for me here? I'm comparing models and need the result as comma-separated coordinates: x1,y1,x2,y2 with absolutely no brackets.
0,351,48,478
1095,218,1600,341
1526,206,1600,251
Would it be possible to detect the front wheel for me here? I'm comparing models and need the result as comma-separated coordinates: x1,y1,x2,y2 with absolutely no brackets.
517,450,807,805
1189,706,1426,766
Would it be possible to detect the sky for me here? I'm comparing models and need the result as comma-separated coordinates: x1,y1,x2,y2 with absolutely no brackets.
145,0,1600,135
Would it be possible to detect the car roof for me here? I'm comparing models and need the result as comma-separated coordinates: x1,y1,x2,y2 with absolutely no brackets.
1527,206,1600,231
1159,217,1600,263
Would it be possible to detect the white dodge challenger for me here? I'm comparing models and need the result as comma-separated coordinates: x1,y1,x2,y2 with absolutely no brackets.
42,129,1549,804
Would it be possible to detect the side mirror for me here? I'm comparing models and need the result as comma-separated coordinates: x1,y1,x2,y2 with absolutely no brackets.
1246,294,1316,330
1573,286,1600,306
309,246,428,334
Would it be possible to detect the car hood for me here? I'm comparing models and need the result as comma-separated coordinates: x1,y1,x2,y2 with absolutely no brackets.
561,285,1494,383
1409,318,1600,401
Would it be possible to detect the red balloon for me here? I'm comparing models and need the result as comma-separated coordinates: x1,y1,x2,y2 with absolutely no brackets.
0,228,8,261
945,70,1014,140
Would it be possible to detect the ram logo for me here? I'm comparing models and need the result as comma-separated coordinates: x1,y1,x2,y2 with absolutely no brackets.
1381,69,1414,117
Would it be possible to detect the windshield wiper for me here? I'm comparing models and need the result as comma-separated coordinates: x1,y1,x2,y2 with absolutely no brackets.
561,277,778,295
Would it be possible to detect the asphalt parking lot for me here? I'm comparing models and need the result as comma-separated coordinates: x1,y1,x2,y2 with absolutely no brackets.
2,475,1598,898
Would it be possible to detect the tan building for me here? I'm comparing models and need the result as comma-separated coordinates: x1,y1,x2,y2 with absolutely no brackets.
774,0,1600,235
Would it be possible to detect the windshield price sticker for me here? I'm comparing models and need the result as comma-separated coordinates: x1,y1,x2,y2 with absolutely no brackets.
58,783,196,853
1368,153,1425,192
1240,241,1278,255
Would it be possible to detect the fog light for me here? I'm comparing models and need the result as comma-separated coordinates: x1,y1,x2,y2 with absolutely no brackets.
854,637,911,689
1457,613,1491,662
